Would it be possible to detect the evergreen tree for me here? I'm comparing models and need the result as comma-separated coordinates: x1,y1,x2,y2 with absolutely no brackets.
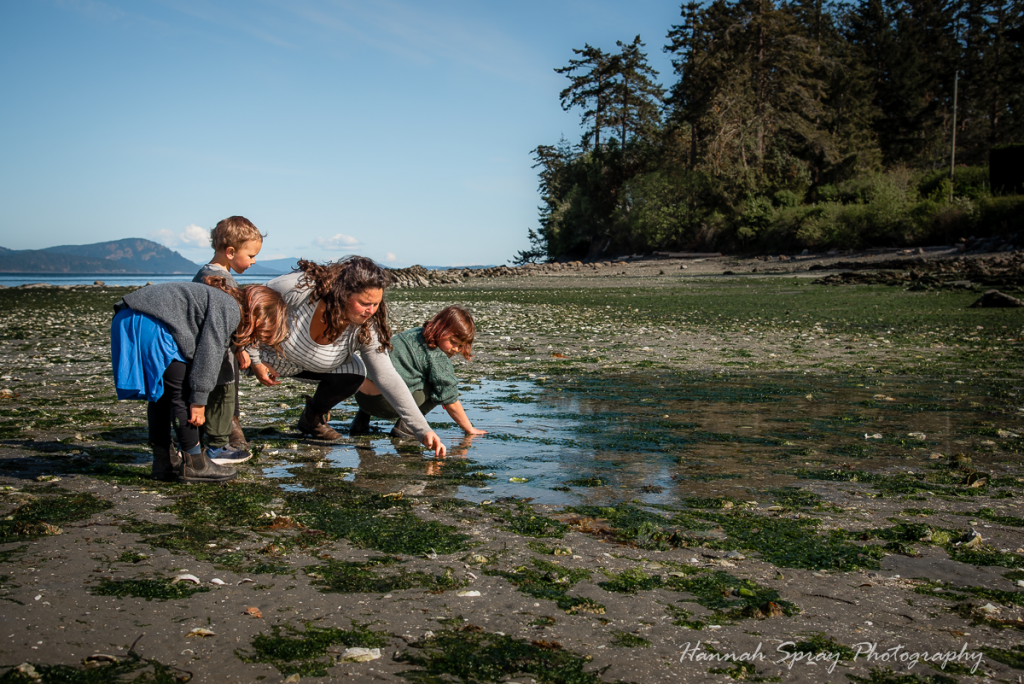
555,45,614,150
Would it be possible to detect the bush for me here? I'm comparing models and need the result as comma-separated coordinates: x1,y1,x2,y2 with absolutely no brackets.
918,165,990,201
975,196,1024,236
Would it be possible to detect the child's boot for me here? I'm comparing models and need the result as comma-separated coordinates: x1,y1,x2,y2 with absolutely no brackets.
389,419,417,440
349,409,372,436
177,448,237,483
150,444,180,482
230,416,248,449
296,395,342,440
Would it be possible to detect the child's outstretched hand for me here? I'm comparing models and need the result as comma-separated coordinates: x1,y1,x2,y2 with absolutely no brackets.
188,404,206,427
236,349,251,369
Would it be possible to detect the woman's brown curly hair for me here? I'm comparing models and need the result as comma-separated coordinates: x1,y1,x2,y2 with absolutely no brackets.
202,276,289,356
294,256,392,352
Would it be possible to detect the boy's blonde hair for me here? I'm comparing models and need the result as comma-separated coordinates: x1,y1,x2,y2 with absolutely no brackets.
210,216,265,252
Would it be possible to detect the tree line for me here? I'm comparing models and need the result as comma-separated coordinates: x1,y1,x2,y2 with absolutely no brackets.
517,0,1024,263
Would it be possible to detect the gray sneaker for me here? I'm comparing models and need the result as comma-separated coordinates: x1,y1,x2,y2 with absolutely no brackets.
207,445,253,464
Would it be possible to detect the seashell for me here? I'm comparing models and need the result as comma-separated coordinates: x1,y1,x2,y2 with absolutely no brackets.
244,607,263,618
209,578,226,585
83,654,119,666
172,574,201,585
186,628,215,637
457,590,481,597
337,647,381,662
237,578,254,585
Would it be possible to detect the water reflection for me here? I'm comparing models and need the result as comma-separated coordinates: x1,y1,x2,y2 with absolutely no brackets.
260,376,1022,506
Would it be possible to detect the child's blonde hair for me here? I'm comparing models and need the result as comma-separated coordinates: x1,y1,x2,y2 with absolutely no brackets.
210,216,265,252
423,306,475,360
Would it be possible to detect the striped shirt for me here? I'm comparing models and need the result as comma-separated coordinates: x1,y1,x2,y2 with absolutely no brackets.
247,272,431,438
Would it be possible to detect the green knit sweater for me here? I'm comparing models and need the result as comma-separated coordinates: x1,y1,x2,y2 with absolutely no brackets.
389,327,460,405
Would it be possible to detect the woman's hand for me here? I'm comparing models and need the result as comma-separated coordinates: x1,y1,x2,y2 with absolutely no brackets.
251,362,280,386
188,404,206,427
236,349,251,370
464,427,488,436
422,431,447,458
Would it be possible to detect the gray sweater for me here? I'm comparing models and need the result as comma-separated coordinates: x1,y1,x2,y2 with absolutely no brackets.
193,263,238,288
118,282,240,405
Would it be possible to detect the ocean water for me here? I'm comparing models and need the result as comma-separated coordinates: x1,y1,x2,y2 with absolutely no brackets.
0,273,276,288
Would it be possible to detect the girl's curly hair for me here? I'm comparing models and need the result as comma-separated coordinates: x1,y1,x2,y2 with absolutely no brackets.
202,277,289,355
294,256,392,351
422,305,475,360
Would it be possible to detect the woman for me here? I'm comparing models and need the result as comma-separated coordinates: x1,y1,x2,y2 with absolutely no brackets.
247,256,447,457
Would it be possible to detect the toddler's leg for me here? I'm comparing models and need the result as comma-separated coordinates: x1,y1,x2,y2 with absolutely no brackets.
204,384,233,449
230,356,248,448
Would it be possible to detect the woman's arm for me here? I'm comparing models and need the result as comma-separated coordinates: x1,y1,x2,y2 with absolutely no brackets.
443,400,486,435
361,337,446,457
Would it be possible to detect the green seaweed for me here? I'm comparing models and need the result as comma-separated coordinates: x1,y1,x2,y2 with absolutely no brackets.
707,662,781,682
0,653,189,683
91,578,210,601
846,668,959,684
599,567,661,593
487,502,567,538
395,624,606,684
609,631,651,648
666,571,799,625
0,490,113,542
980,644,1024,670
304,556,463,594
237,622,389,678
484,558,604,614
570,504,688,550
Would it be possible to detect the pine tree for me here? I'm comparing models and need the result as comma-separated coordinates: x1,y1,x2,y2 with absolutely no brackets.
555,45,614,150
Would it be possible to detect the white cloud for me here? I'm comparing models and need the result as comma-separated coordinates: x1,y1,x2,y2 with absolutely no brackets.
313,233,361,251
384,252,397,262
182,223,209,246
150,223,210,249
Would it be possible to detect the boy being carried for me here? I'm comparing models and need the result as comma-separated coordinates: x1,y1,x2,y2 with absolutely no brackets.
350,305,486,437
193,215,264,461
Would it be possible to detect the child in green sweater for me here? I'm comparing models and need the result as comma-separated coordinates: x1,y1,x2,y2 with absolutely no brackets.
192,216,264,461
350,306,486,437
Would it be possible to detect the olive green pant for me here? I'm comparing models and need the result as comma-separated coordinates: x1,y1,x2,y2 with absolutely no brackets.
203,383,234,448
354,389,437,420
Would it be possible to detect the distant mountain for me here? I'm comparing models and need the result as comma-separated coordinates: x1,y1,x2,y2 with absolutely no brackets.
0,238,200,274
254,257,303,274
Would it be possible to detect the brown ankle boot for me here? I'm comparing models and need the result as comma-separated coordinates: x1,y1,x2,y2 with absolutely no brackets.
229,415,248,449
177,448,237,483
296,395,342,440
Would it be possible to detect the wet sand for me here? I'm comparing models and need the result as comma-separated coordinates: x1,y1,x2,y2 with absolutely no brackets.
0,268,1022,683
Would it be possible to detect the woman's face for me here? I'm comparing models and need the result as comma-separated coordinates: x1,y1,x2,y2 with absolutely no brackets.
344,288,383,324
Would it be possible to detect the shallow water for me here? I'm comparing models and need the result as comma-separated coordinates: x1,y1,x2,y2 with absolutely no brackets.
261,375,1023,506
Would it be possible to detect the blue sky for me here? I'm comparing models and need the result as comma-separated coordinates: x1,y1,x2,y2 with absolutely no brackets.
1,0,682,267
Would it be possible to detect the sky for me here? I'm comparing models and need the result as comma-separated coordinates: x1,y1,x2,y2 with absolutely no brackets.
0,0,683,267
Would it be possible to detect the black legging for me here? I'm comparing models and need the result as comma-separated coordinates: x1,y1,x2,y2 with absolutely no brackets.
148,360,200,451
296,372,364,415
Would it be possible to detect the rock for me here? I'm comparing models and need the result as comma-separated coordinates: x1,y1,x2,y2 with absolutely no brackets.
970,290,1023,308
